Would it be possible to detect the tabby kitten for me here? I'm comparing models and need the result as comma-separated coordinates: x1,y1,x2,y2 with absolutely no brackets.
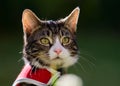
21,7,80,86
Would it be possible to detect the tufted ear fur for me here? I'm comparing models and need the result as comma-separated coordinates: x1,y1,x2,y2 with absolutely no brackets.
22,9,41,36
63,7,80,33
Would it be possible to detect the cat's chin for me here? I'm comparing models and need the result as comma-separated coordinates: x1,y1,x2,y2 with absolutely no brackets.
50,58,64,70
49,55,78,70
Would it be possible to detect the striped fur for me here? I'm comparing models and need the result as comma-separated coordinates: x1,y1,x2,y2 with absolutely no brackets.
21,7,80,86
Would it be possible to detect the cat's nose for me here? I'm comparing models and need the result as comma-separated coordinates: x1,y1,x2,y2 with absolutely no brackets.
54,48,62,55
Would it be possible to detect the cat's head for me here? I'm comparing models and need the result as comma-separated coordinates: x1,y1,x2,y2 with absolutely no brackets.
22,7,80,70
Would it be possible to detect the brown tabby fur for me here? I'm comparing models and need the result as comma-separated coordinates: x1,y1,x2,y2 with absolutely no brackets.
20,7,80,86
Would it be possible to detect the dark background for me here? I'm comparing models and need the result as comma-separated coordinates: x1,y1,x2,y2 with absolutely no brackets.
0,0,120,86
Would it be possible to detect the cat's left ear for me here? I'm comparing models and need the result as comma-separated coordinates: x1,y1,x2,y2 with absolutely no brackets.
63,7,80,33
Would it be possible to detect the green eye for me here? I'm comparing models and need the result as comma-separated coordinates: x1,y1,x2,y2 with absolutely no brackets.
40,38,49,45
62,37,70,45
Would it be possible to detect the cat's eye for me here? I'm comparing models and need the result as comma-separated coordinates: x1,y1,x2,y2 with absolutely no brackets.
40,38,50,46
62,37,70,45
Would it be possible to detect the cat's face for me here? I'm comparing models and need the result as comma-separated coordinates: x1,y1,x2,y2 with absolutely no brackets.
22,7,80,70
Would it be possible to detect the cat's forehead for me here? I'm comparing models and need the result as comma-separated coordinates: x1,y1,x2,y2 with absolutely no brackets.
29,20,73,41
41,20,71,36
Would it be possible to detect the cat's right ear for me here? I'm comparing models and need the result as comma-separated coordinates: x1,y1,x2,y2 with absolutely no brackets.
22,9,41,36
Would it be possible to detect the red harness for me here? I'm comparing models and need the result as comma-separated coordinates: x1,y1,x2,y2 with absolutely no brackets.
12,64,60,86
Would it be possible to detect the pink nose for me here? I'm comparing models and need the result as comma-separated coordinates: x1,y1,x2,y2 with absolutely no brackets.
54,49,62,55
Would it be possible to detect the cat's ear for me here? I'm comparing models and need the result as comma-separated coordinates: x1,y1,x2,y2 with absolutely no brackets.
22,9,41,35
63,7,80,33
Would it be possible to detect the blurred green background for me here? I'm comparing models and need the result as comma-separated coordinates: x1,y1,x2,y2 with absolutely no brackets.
0,0,120,86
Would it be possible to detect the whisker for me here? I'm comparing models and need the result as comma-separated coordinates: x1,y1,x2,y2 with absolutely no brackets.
72,64,80,74
76,61,87,73
30,58,38,75
80,53,96,61
30,66,34,76
79,50,96,61
34,67,37,75
79,57,96,72
36,58,43,68
19,51,23,54
79,56,96,68
78,50,96,66
17,58,23,62
76,51,96,73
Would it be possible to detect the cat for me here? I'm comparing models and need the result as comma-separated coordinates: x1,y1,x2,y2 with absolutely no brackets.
20,7,82,86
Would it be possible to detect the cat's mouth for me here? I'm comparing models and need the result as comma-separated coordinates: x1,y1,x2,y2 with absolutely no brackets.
52,56,63,60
